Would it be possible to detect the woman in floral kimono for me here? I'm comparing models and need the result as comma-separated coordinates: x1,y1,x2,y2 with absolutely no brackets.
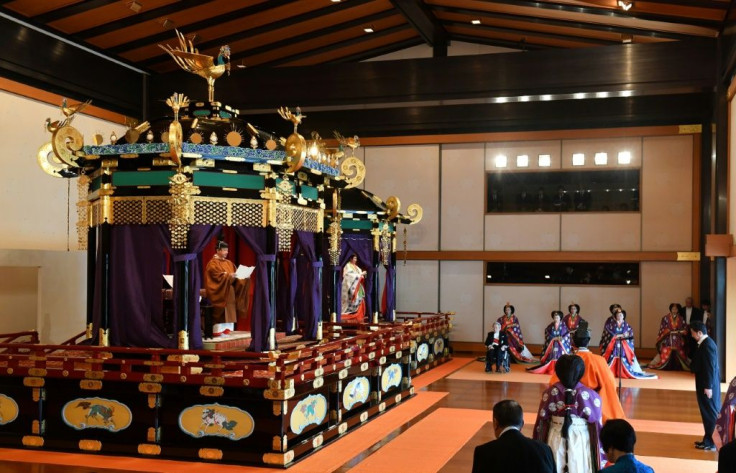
599,305,656,379
497,303,537,363
341,255,366,322
528,310,571,374
717,377,736,447
647,303,690,370
563,304,586,347
533,354,603,473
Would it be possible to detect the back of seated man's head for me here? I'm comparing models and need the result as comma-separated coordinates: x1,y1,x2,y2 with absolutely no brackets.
573,321,591,348
493,399,524,432
600,419,636,454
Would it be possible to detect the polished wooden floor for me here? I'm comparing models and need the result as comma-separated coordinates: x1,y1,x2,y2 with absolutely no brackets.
1,358,720,472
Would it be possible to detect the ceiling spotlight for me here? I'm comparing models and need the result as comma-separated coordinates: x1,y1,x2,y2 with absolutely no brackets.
331,0,342,2
516,155,529,167
618,151,632,164
471,19,481,25
618,0,633,11
364,25,374,33
495,154,508,168
538,154,551,167
621,34,633,44
161,18,174,29
127,1,142,13
594,152,608,166
572,153,585,166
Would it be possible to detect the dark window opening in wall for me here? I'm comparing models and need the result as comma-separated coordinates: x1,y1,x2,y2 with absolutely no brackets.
485,262,640,286
486,169,640,213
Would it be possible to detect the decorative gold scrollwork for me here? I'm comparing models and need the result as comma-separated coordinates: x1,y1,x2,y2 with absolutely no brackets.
284,133,306,173
340,157,366,189
385,196,400,220
169,171,201,249
37,142,69,178
407,204,423,224
52,125,84,167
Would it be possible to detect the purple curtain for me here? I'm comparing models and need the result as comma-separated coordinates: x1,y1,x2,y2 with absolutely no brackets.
275,253,293,332
157,224,221,350
383,263,396,321
91,225,174,348
294,231,322,339
234,226,275,352
329,234,373,322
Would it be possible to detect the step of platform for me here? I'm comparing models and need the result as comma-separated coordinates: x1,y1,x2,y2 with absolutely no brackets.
202,331,251,350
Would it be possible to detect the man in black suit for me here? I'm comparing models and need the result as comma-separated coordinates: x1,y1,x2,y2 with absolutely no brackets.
472,399,555,473
690,320,721,451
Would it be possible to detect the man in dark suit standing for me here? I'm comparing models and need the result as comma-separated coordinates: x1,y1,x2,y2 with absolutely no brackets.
472,399,555,473
690,320,721,451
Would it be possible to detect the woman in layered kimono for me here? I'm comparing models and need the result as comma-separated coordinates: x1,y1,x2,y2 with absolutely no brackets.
533,354,603,473
717,377,736,446
341,255,366,322
599,305,656,379
497,303,537,363
647,303,690,370
563,304,586,347
528,310,571,374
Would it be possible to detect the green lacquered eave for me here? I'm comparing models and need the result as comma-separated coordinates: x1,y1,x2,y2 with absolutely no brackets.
341,219,373,230
112,170,175,186
193,172,265,189
301,185,319,201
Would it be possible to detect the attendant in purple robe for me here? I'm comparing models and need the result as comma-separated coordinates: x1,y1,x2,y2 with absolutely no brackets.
647,303,690,370
534,354,603,473
528,310,571,375
599,305,656,380
717,376,736,447
563,304,586,347
497,303,537,364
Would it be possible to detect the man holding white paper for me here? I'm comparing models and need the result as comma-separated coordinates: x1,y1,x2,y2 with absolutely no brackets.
204,241,252,337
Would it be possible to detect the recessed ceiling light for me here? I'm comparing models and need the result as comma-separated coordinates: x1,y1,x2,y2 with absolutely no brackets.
618,0,633,11
538,154,551,167
331,0,342,2
572,153,585,166
594,152,608,165
364,26,374,33
618,151,632,164
495,154,508,168
516,155,529,167
127,1,142,13
541,94,552,101
471,19,481,25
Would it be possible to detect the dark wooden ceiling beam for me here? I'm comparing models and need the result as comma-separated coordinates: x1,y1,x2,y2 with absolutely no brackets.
389,0,449,56
431,5,695,41
444,20,618,46
482,0,722,29
31,0,120,24
451,33,550,51
107,0,299,55
259,24,415,67
74,0,219,40
224,10,399,68
633,0,728,10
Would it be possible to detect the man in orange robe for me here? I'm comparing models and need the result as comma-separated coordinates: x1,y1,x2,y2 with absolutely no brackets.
549,322,625,423
204,241,250,336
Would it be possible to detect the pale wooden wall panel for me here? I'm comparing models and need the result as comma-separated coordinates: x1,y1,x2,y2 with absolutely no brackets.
396,260,438,313
642,135,693,251
440,261,484,343
561,213,641,251
441,143,485,250
364,145,440,251
485,214,561,250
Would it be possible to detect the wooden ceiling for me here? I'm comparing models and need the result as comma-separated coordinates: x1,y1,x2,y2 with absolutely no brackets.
1,0,731,74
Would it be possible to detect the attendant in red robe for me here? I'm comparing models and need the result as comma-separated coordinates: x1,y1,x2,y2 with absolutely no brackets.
647,303,690,370
204,241,250,337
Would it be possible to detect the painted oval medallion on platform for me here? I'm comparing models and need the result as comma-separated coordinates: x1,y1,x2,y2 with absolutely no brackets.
433,337,445,355
178,403,254,440
0,393,19,425
290,394,327,435
381,363,402,393
342,377,370,411
417,343,429,362
62,397,132,432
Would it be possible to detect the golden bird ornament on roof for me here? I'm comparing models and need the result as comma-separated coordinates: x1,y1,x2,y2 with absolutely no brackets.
159,30,231,103
333,131,360,156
